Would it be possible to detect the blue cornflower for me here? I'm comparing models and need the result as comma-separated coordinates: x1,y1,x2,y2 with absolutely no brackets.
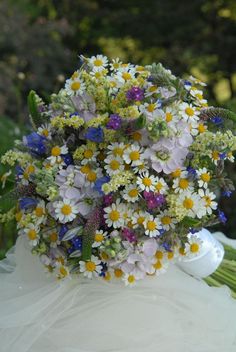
218,210,227,224
84,127,104,143
94,176,110,195
59,225,69,240
184,80,192,87
23,132,47,155
219,152,227,160
19,197,38,210
62,153,74,166
71,236,82,250
222,190,233,198
187,166,197,180
211,116,223,126
162,242,172,252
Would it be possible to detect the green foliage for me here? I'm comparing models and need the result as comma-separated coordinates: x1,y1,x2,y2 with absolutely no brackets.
27,90,43,129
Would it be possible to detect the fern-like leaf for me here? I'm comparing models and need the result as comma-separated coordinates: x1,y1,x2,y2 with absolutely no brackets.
200,107,236,124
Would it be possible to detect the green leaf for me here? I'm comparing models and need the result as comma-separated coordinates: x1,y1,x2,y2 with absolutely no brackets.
0,189,16,213
200,107,236,124
27,90,43,129
135,114,146,129
180,216,201,227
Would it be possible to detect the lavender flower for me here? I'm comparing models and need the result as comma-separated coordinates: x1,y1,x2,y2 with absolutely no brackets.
122,228,137,243
106,114,122,130
126,86,144,101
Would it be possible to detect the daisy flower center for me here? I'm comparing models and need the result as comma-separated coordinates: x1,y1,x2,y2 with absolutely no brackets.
113,147,123,156
153,260,162,270
35,207,44,217
26,165,35,173
122,72,131,81
61,204,72,215
190,243,200,253
85,261,96,272
59,267,68,276
81,165,91,174
42,129,49,137
28,229,37,240
167,252,174,260
204,196,212,206
110,159,120,170
147,104,155,112
201,173,210,182
114,268,123,278
128,189,139,197
179,178,189,189
172,168,181,178
155,251,164,260
109,210,120,221
161,216,171,225
95,233,104,242
156,182,163,191
94,59,103,67
50,232,58,242
84,149,94,159
51,146,61,157
142,177,152,186
132,131,142,141
71,81,81,91
183,198,194,209
179,247,186,256
165,112,173,122
127,274,135,283
87,171,97,182
147,220,156,231
185,107,194,116
130,151,140,161
137,216,145,225
212,151,219,160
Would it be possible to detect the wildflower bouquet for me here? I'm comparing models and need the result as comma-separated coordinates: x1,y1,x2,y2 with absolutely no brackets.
1,55,236,286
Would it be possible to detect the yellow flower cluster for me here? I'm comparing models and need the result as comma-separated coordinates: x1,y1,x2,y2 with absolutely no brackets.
1,150,32,167
0,207,16,223
167,194,188,221
85,114,108,127
51,115,84,130
102,171,134,194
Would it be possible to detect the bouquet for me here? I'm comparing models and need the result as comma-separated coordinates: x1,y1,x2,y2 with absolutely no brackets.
1,54,236,286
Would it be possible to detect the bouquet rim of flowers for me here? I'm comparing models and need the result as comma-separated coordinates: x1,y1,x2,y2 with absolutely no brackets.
1,54,236,287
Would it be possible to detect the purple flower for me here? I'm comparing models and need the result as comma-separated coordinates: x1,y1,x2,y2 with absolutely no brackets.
106,114,122,130
218,210,227,224
122,228,137,243
126,86,144,101
84,127,104,143
222,190,232,198
143,191,165,209
103,194,113,206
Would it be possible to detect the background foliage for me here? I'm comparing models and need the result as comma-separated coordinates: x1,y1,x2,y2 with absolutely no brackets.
1,0,236,258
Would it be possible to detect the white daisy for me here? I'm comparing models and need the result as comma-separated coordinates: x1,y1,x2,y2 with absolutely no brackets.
152,259,168,276
56,265,70,280
198,189,217,215
104,200,125,228
115,67,136,83
79,255,102,279
143,215,162,237
109,58,123,71
197,168,211,189
154,176,169,194
144,83,159,97
33,200,46,225
122,273,137,287
24,223,40,247
48,231,61,248
190,88,207,106
37,123,52,140
81,147,99,164
92,230,108,248
178,191,206,219
48,145,68,165
133,159,149,175
139,101,162,120
84,167,103,186
179,102,200,122
88,55,108,71
65,76,85,96
185,235,203,258
158,210,177,231
173,173,194,193
137,172,156,192
18,164,36,185
107,142,126,158
123,144,144,166
131,210,147,229
104,155,124,176
122,184,140,203
53,198,80,223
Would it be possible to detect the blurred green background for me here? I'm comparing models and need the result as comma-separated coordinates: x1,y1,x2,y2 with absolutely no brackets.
1,0,236,258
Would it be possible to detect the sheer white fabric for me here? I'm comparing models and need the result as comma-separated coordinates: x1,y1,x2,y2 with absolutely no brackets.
0,234,236,352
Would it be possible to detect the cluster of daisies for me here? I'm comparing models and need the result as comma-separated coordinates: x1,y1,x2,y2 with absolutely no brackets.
2,54,236,286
